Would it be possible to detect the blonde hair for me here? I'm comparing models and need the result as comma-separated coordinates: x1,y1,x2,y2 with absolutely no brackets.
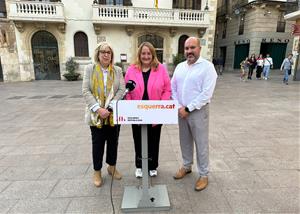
94,42,114,65
135,42,160,71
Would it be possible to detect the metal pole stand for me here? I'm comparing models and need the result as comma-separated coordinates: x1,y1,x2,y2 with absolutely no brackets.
121,125,171,212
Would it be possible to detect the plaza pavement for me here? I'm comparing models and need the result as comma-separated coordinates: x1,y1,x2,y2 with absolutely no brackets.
0,71,299,213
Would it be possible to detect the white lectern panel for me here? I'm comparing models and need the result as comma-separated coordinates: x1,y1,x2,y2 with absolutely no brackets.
112,100,178,124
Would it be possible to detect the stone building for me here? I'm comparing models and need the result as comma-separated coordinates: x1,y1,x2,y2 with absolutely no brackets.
284,6,300,80
214,0,298,71
0,0,217,82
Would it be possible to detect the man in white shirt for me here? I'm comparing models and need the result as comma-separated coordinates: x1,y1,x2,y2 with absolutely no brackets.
263,54,273,80
171,37,217,191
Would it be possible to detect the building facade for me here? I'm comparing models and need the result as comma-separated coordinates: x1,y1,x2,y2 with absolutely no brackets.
0,0,217,82
285,6,300,80
214,0,298,71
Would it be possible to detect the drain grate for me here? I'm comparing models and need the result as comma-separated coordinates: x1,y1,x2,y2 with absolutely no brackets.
28,95,47,99
49,95,67,99
7,96,26,100
69,95,82,98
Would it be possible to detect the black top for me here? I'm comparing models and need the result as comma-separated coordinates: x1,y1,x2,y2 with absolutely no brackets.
142,68,151,100
248,57,257,69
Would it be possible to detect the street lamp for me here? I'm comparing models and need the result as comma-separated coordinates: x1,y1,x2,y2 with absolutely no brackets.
204,0,209,11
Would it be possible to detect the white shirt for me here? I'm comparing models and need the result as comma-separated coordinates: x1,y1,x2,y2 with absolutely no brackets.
171,57,217,111
264,57,273,66
257,58,264,67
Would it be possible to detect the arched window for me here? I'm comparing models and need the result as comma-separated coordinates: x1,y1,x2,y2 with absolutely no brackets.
31,31,60,80
178,35,189,55
0,0,7,18
138,34,164,62
74,32,89,57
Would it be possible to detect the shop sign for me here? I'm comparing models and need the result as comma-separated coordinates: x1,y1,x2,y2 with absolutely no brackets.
234,39,250,45
261,38,290,43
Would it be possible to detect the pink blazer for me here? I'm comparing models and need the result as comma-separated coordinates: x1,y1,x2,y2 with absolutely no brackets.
125,63,171,100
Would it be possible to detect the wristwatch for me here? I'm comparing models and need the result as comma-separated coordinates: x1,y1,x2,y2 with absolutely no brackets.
184,106,190,113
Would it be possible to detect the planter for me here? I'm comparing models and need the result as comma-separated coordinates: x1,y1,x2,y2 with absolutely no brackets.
63,73,80,81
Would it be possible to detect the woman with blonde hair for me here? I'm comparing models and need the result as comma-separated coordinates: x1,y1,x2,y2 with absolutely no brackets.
125,42,171,178
82,42,125,187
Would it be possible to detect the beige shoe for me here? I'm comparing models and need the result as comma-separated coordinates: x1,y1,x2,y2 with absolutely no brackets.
107,165,122,180
195,176,208,191
93,170,102,187
173,167,192,179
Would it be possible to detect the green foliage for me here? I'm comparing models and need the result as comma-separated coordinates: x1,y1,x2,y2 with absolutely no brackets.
65,57,79,74
114,62,123,68
172,54,185,66
64,57,80,81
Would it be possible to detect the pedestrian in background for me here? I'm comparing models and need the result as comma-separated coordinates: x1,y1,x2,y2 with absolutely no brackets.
247,54,256,80
256,54,264,79
280,53,293,85
82,42,125,187
171,37,217,191
240,57,249,81
216,57,224,76
263,54,273,80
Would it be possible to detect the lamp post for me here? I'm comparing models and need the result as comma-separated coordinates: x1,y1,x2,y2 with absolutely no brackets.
204,0,209,10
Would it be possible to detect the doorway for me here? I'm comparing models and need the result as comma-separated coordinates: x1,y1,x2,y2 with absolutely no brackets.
260,43,287,69
220,46,227,67
31,31,60,80
178,35,189,56
234,44,249,69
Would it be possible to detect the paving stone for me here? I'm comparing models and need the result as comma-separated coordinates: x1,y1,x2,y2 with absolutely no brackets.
187,182,232,213
0,155,51,167
256,169,300,188
0,199,18,213
0,181,11,193
210,158,232,172
212,171,270,189
49,153,91,165
65,196,118,214
0,166,7,174
223,189,263,212
0,146,17,155
250,188,300,213
49,179,107,198
0,180,57,199
0,166,46,181
5,145,67,155
39,164,89,180
8,198,71,214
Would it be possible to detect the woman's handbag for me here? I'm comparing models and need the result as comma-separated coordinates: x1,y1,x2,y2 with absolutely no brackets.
288,69,291,75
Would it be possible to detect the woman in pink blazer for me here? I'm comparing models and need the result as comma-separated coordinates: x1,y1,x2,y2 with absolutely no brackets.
125,42,171,178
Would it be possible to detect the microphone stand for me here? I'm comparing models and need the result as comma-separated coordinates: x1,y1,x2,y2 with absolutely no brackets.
121,107,170,212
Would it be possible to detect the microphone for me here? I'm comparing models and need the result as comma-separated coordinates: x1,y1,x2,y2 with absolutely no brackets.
107,80,136,112
123,80,136,99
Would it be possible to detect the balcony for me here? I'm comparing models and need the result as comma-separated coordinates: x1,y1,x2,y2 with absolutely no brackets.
8,1,65,23
92,5,210,28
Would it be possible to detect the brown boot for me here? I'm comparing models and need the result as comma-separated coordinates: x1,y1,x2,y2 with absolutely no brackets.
195,176,208,191
173,167,192,179
93,171,102,187
107,165,122,180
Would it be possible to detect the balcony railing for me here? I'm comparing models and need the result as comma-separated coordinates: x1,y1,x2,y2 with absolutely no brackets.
8,1,65,23
92,5,210,27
